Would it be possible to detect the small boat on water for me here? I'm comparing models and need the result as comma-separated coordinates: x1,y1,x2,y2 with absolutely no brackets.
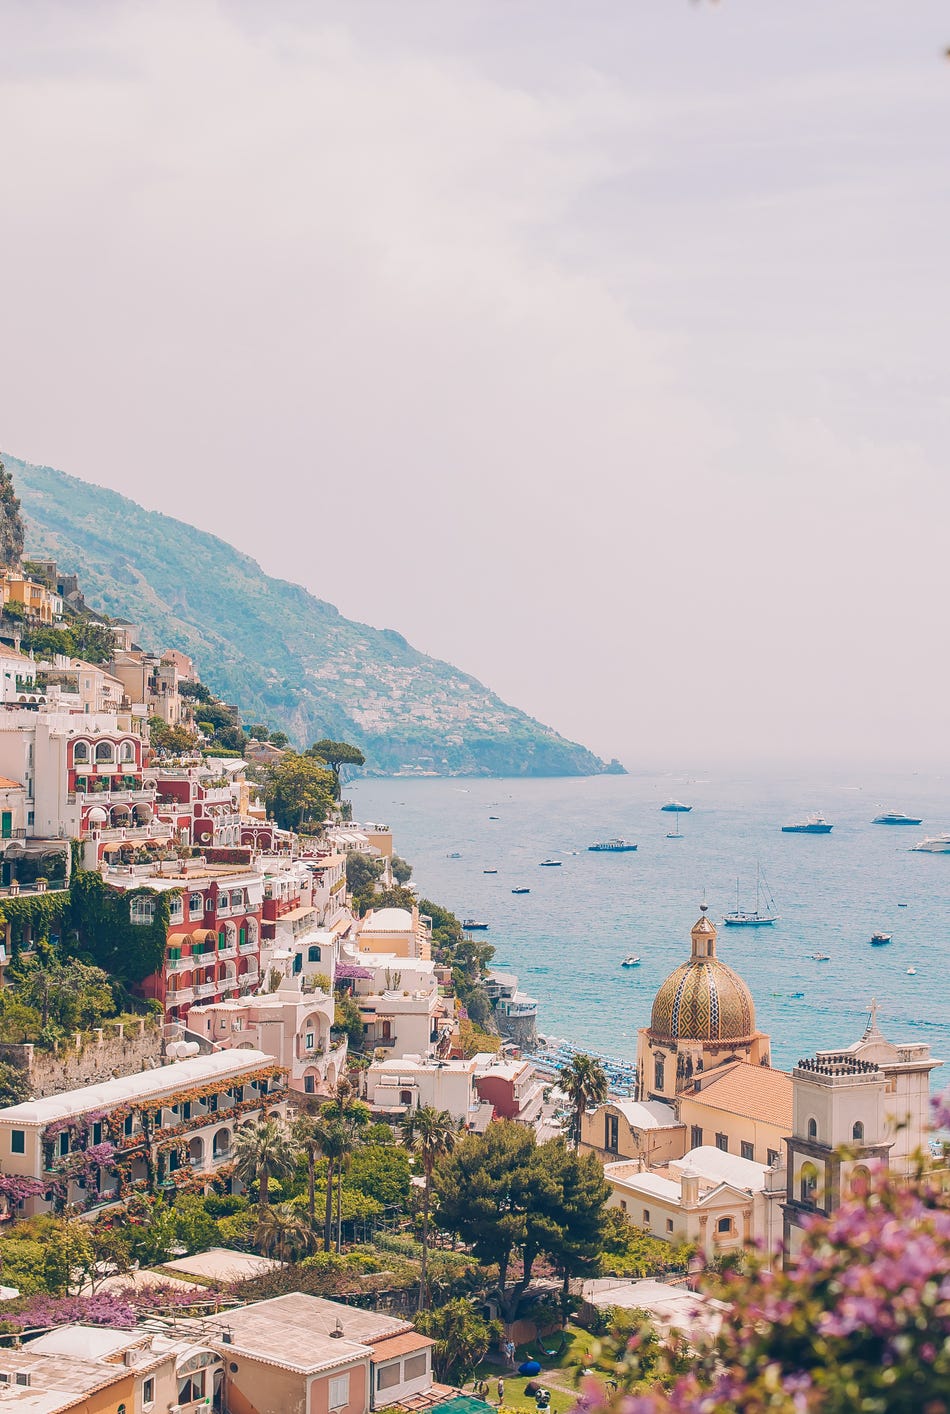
463,919,490,931
723,866,779,927
870,932,892,946
907,967,918,975
873,811,923,825
782,814,833,834
810,953,831,962
661,800,692,813
539,859,562,867
790,991,805,999
446,852,462,859
621,955,641,967
488,815,500,821
898,902,908,907
483,869,498,874
911,834,950,853
588,839,638,853
512,887,530,895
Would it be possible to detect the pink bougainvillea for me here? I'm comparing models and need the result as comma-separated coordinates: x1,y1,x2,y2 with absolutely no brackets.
575,1090,950,1414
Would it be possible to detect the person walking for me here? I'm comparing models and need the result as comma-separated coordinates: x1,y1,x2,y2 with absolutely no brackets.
497,1378,505,1405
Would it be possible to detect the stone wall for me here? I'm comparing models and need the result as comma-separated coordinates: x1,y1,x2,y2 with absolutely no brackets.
0,1017,163,1098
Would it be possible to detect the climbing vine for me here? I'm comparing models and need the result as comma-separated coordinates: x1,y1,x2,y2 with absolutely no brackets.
0,891,70,952
68,871,178,984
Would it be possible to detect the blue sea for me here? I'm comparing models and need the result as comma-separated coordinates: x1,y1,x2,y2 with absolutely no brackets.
348,769,950,1084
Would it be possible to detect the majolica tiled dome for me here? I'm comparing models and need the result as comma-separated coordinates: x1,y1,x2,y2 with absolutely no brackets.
649,909,756,1042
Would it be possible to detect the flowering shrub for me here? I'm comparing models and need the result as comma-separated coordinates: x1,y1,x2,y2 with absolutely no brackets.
574,1157,950,1413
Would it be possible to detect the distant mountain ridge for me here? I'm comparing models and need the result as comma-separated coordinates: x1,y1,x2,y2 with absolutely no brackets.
5,454,614,777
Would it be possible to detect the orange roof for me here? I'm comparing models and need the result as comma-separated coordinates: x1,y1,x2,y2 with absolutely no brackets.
685,1061,792,1129
0,776,23,790
371,1331,435,1359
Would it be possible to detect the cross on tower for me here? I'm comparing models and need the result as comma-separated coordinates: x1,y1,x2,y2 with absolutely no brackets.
865,997,880,1035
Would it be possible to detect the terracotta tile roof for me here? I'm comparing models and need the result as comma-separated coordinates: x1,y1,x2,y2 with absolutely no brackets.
0,776,23,789
372,1331,436,1359
685,1061,792,1129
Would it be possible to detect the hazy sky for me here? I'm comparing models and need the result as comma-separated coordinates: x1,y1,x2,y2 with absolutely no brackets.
2,2,948,767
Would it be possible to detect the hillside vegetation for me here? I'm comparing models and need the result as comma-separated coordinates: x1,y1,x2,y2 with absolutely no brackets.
6,455,613,777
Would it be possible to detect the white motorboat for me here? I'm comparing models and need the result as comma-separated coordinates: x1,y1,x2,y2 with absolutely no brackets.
911,834,950,853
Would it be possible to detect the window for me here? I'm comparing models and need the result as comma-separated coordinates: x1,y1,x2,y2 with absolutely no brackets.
807,1118,818,1141
124,1115,134,1137
690,1125,703,1149
605,1114,619,1153
654,1058,665,1091
205,896,214,914
92,1123,102,1146
404,1353,428,1381
642,1209,650,1224
94,741,114,763
619,1199,627,1212
306,1032,315,1050
852,1121,865,1142
0,812,11,840
73,741,89,763
130,896,155,926
189,895,204,920
304,1074,316,1095
329,1374,350,1409
666,1218,674,1233
377,1364,401,1391
120,741,136,762
308,945,322,963
740,1141,754,1161
59,1132,70,1157
10,1130,24,1155
715,1133,728,1153
168,899,183,924
800,1162,819,1206
143,1376,155,1406
293,953,302,975
231,890,244,909
178,1372,205,1404
717,1216,733,1235
767,1149,779,1166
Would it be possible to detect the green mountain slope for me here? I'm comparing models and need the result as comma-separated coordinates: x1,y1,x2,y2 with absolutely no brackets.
5,454,612,777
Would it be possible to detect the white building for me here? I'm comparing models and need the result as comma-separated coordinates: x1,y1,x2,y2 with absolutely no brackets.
356,906,432,961
364,1053,490,1128
0,1049,287,1218
604,1145,786,1266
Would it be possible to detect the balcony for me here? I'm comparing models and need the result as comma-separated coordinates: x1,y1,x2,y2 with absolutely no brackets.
166,956,193,975
239,937,257,952
193,981,219,999
216,944,238,962
170,986,195,1004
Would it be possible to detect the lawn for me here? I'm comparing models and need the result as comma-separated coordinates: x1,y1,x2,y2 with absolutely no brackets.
465,1324,611,1414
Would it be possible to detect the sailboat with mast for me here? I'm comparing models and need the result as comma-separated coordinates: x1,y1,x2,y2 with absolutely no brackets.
723,865,779,927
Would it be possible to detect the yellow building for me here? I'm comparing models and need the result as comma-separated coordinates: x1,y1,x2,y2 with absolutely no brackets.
635,907,772,1104
1,571,63,625
357,905,432,960
580,1096,685,1167
678,1061,792,1167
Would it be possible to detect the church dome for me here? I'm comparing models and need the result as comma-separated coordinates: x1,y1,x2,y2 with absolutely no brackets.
649,909,756,1042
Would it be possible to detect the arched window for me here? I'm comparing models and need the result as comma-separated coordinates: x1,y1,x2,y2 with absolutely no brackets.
95,741,115,763
119,740,136,762
807,1117,818,1141
800,1162,819,1206
73,741,89,763
716,1216,733,1235
851,1164,871,1194
308,945,322,963
852,1121,864,1142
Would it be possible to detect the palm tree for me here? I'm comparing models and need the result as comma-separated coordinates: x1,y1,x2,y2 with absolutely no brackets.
401,1105,457,1310
292,1113,329,1226
559,1053,609,1148
319,1120,348,1252
254,1202,317,1265
321,1081,371,1252
233,1116,299,1220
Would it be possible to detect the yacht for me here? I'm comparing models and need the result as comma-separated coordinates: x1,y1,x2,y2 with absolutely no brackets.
911,834,950,853
539,859,562,867
588,839,638,853
873,811,923,826
462,919,490,931
723,866,779,927
512,887,530,895
782,814,833,834
870,932,892,946
661,800,692,813
621,955,641,967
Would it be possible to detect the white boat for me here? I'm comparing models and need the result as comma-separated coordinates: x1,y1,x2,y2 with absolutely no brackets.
723,866,779,927
588,839,637,853
907,967,918,975
911,834,950,853
621,955,641,967
873,811,922,825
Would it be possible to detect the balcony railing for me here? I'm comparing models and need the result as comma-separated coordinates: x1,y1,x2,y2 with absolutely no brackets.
216,944,238,962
